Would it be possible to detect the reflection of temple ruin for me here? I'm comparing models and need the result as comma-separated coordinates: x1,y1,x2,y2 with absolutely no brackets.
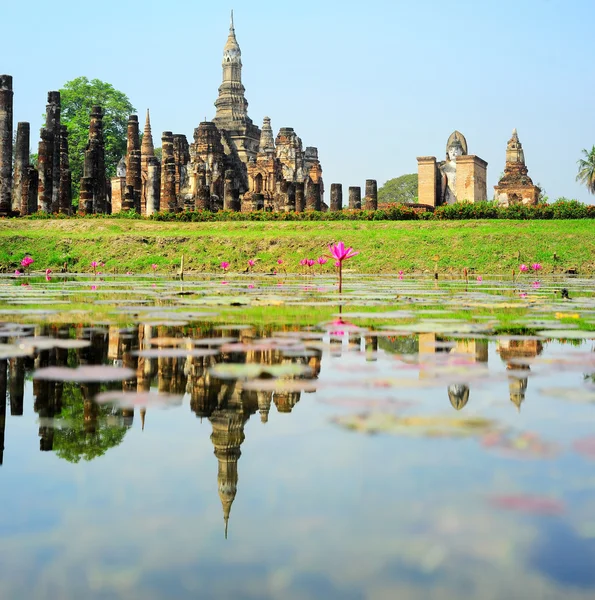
418,333,489,410
497,339,543,410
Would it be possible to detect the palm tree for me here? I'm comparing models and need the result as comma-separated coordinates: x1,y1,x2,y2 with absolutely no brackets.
576,146,595,195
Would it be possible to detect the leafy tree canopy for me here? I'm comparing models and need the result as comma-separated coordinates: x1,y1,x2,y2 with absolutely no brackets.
378,174,418,204
576,146,595,195
52,382,128,463
59,77,135,199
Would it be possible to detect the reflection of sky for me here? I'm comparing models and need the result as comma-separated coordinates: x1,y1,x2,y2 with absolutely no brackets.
0,336,595,599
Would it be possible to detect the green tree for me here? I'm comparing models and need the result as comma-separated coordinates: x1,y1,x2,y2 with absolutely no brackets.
378,174,418,204
576,146,595,195
59,77,135,199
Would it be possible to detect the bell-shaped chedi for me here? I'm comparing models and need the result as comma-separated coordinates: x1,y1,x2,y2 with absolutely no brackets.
494,129,540,206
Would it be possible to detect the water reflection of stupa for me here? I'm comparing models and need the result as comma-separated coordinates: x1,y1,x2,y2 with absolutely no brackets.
497,339,543,411
418,333,488,410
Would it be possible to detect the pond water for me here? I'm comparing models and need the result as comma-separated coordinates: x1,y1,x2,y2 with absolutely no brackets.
0,273,594,599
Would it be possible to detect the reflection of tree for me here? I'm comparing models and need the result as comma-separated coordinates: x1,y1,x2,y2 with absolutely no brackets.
52,382,128,464
378,335,419,355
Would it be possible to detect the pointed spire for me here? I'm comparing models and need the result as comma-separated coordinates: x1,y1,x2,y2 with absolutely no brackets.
141,109,154,159
225,516,229,539
230,9,234,31
141,408,146,431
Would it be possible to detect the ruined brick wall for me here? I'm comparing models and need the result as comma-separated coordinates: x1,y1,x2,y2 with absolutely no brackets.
455,155,487,203
416,157,438,207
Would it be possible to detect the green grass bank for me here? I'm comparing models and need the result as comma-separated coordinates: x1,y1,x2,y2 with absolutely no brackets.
0,219,593,275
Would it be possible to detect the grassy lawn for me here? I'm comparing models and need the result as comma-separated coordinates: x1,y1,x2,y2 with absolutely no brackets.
0,219,593,275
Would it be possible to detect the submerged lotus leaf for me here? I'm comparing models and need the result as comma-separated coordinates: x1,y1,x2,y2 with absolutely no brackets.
94,390,184,408
34,365,135,382
537,329,595,339
209,362,312,380
132,348,219,358
332,413,496,437
16,336,91,351
242,378,319,393
0,343,34,359
538,387,595,403
192,337,238,346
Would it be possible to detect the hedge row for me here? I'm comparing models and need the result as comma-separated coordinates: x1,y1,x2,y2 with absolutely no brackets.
11,199,595,221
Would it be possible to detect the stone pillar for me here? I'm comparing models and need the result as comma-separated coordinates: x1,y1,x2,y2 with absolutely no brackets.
364,179,378,210
46,92,61,213
295,182,305,212
223,169,235,211
0,75,13,216
80,105,107,214
12,122,29,214
330,183,342,211
58,124,72,214
173,134,189,195
79,177,94,215
122,184,135,211
160,132,177,212
24,166,38,215
37,128,54,213
286,183,296,212
145,157,160,215
417,156,438,207
306,181,320,211
195,168,210,211
127,150,141,212
126,115,141,212
348,186,361,209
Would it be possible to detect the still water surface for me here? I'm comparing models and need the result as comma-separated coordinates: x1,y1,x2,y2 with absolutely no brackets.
0,274,594,599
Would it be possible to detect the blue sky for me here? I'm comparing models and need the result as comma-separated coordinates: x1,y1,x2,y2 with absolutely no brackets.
4,0,595,201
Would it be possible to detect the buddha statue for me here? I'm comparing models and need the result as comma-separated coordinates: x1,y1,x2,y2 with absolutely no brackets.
439,132,467,205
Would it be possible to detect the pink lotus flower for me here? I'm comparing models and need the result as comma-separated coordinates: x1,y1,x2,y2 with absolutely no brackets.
151,263,158,271
248,259,256,268
307,259,316,267
532,280,541,289
91,261,98,268
519,292,528,298
532,263,542,271
45,268,51,275
299,258,308,267
398,270,404,280
519,264,528,272
21,256,33,272
221,261,229,271
317,257,328,266
277,259,283,265
328,241,359,293
248,284,255,289
91,285,97,291
329,242,359,262
477,276,483,283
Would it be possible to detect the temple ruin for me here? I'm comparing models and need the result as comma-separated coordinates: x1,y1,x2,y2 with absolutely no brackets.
494,128,540,206
417,131,488,207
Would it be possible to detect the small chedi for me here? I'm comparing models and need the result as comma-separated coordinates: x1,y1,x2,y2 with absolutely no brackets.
494,128,540,206
417,131,488,206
